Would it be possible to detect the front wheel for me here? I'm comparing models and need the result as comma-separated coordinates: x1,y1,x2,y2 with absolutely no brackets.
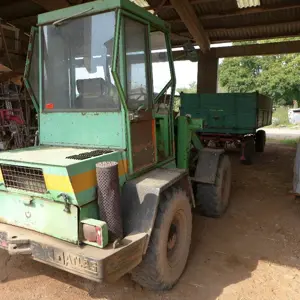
195,154,232,217
131,190,192,290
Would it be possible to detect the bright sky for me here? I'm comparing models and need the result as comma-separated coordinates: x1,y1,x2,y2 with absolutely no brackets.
152,43,231,92
153,60,197,91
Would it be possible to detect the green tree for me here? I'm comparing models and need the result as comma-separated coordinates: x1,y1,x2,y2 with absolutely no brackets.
219,38,300,105
174,82,197,112
176,81,197,94
219,56,261,93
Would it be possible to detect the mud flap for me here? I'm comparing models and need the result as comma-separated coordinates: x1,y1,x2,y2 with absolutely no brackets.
193,148,225,184
121,168,193,251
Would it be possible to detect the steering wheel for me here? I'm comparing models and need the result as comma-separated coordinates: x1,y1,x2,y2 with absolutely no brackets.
129,91,147,102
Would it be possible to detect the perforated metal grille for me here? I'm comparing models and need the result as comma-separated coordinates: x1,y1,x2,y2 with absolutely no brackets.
66,149,113,160
96,161,123,240
1,164,47,193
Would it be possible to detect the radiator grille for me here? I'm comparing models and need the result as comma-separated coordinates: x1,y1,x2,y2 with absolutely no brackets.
1,164,47,193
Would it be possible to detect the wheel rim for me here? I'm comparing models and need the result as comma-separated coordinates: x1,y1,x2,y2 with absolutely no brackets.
167,209,187,268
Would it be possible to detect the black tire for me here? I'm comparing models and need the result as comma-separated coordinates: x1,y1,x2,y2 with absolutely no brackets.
255,130,266,152
241,138,255,165
131,190,192,290
195,155,232,217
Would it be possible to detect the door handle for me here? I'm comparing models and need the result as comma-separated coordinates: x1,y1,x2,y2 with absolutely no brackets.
129,112,139,122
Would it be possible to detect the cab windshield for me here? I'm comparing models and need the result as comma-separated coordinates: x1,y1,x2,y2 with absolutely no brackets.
42,11,120,112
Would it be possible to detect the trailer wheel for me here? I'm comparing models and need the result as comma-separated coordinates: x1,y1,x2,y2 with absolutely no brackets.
131,190,192,290
195,155,231,217
255,130,266,152
241,138,255,165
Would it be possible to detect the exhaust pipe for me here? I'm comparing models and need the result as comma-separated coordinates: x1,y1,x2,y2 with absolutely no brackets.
96,161,123,241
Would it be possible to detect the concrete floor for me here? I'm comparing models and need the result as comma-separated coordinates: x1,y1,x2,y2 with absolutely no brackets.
264,127,300,140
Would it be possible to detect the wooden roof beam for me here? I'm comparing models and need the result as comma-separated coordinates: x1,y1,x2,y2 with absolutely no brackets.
31,0,70,11
165,40,300,62
7,15,37,27
207,20,300,34
215,40,300,57
107,40,300,63
153,0,168,14
172,29,300,45
169,0,210,52
210,34,300,44
145,0,219,10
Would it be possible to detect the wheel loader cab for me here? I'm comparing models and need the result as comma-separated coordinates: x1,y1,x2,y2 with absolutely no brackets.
25,3,175,174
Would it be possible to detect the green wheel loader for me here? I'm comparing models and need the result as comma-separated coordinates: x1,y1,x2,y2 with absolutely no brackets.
0,0,232,290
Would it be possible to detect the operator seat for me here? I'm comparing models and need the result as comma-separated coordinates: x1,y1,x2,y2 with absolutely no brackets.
76,78,118,110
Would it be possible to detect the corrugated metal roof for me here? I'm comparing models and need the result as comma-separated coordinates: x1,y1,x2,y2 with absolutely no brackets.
208,20,300,42
131,0,149,8
236,0,261,9
146,0,300,46
202,6,300,29
0,0,299,47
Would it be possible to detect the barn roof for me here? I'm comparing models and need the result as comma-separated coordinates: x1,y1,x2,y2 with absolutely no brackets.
145,0,300,50
1,0,299,48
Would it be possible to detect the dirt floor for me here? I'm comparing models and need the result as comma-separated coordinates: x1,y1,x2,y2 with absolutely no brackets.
1,143,300,300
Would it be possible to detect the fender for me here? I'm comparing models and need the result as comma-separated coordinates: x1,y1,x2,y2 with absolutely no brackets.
192,148,225,184
121,167,194,252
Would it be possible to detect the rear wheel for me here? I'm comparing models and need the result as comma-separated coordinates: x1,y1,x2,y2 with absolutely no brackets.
131,190,192,290
195,155,232,217
255,130,266,152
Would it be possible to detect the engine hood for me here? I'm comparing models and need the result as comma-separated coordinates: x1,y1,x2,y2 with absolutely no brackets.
0,146,128,207
0,146,119,167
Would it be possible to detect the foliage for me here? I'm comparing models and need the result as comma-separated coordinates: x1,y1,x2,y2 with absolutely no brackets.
219,38,300,105
280,138,299,147
270,106,290,127
173,82,197,112
176,82,197,94
173,96,180,112
176,81,227,94
174,82,196,111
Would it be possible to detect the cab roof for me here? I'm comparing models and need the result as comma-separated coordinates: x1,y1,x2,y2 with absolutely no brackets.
37,0,166,30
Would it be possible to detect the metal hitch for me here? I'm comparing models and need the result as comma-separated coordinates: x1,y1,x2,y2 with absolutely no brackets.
7,236,32,255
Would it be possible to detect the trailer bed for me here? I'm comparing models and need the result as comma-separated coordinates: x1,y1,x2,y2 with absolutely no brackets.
180,92,273,135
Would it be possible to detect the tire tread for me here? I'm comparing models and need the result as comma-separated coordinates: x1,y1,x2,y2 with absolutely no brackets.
195,155,231,217
131,189,192,290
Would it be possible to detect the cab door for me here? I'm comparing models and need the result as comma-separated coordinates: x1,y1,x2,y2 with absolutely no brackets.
124,18,155,172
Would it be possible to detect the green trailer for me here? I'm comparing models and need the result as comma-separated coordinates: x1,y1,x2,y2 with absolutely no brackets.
0,0,233,291
180,92,273,164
